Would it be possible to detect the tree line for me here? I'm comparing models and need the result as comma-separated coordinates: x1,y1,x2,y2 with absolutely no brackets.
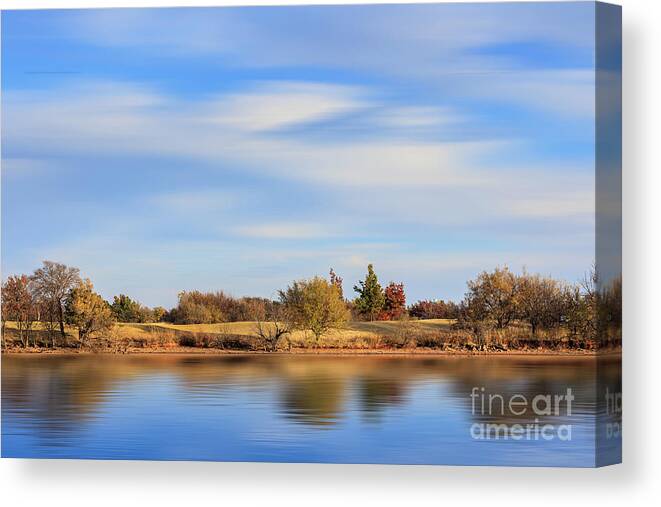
1,260,620,349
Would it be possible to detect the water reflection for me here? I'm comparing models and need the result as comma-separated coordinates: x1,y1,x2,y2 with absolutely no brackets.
357,376,406,423
1,354,621,466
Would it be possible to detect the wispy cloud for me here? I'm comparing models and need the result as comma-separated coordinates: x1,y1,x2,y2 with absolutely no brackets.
449,69,595,118
149,189,238,214
6,80,473,166
205,82,367,132
233,222,335,240
3,79,594,227
2,80,492,187
58,4,595,118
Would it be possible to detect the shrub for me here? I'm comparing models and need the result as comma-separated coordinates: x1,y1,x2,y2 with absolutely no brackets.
414,333,445,348
279,276,349,341
408,299,458,320
168,291,276,324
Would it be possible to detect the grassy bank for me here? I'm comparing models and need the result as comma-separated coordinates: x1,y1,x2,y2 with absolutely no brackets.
1,319,607,355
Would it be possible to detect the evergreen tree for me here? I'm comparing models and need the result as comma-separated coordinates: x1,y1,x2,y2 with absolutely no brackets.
353,264,385,321
111,294,142,322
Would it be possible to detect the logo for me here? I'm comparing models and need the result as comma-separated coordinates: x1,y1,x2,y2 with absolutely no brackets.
469,387,574,441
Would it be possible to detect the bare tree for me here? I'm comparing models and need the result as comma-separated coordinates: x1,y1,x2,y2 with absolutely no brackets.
254,304,291,351
30,261,81,341
577,264,598,341
517,272,565,335
38,298,61,348
255,319,291,352
581,263,598,300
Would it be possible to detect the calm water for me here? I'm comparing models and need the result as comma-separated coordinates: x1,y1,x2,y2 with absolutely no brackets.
1,354,621,466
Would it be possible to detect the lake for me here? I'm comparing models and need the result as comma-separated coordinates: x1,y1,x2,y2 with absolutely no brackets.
1,354,621,466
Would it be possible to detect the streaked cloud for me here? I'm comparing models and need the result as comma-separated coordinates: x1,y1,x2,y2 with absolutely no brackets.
56,4,595,118
233,222,335,240
450,69,595,118
149,189,239,214
2,80,493,188
205,82,367,132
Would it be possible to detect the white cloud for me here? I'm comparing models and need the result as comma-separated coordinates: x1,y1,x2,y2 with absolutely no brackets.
3,80,492,189
505,193,595,219
3,79,594,227
204,82,366,132
68,4,595,61
251,139,499,188
149,189,238,214
451,69,595,118
59,4,596,118
233,222,334,240
371,106,462,129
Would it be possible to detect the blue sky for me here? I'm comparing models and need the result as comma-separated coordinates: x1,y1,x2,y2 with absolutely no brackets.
2,3,599,307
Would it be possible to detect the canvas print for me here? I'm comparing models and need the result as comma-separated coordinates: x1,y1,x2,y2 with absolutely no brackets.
1,2,621,467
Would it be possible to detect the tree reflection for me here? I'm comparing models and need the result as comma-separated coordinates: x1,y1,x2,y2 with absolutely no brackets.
279,375,345,427
357,376,406,423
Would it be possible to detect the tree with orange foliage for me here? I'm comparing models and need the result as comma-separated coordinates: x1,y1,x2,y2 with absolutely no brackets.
379,282,406,320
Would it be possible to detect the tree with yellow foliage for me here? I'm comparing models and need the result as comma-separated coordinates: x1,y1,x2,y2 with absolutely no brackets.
64,279,114,347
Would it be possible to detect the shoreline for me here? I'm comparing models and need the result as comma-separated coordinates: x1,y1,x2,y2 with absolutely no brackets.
1,347,620,357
